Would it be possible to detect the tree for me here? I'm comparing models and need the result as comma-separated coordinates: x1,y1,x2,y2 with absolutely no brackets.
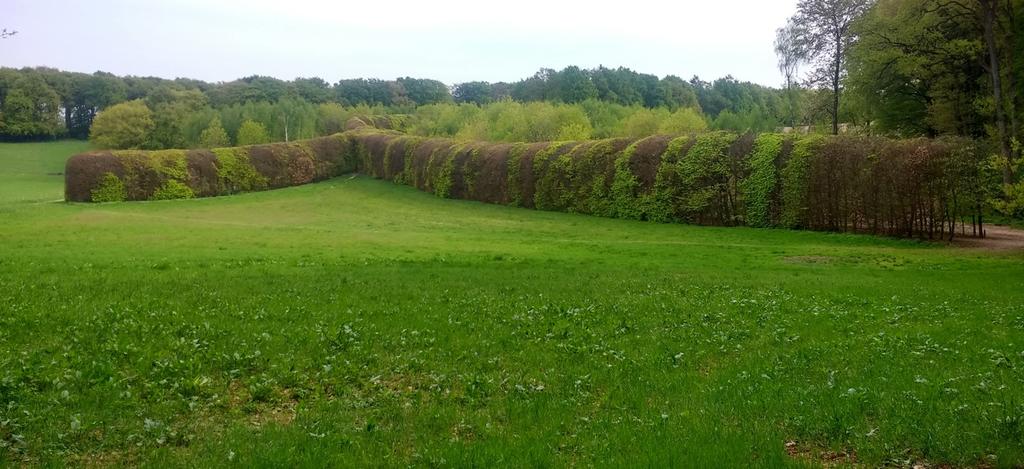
66,72,128,139
199,117,231,148
780,0,874,134
775,24,804,127
0,73,63,139
317,102,350,135
236,119,270,146
452,81,494,105
89,100,154,149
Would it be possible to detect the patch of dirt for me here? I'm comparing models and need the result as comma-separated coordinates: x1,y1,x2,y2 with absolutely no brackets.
785,440,857,467
782,255,834,264
950,225,1024,251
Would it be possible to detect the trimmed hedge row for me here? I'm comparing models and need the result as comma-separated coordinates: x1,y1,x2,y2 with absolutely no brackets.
65,134,359,202
66,116,988,239
347,127,988,239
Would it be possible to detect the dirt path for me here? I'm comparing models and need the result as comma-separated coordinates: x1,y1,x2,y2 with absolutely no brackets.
950,225,1024,251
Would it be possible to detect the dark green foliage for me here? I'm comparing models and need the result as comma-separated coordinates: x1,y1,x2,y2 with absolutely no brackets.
780,136,824,228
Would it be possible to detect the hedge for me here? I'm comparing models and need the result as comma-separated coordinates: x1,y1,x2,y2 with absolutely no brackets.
66,116,990,239
66,134,359,202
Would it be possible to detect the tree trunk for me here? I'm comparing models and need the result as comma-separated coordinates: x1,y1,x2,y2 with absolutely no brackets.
981,0,1014,184
832,31,842,135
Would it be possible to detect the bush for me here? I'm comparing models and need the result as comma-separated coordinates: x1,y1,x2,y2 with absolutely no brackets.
150,179,195,200
780,136,824,229
742,134,785,227
91,172,127,202
89,100,155,149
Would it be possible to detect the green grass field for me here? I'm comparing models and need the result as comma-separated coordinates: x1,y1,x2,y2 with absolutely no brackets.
1,141,1023,467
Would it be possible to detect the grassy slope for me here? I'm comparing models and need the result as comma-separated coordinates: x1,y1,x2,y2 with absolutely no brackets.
1,142,1023,467
0,141,92,204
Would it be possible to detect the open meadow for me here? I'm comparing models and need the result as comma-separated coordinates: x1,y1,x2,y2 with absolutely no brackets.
1,141,1023,466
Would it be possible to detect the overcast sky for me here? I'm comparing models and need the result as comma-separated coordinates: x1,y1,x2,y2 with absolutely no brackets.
4,0,799,87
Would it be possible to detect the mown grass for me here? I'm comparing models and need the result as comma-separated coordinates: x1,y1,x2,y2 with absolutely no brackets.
0,141,92,204
1,142,1023,467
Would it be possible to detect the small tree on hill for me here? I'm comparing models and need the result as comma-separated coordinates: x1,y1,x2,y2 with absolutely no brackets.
236,119,270,146
199,117,230,148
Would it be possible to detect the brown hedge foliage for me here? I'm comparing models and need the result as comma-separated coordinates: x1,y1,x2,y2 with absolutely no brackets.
65,151,122,202
67,114,989,239
344,127,987,239
65,134,358,202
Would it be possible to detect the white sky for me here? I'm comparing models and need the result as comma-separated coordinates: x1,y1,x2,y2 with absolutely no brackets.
3,0,799,87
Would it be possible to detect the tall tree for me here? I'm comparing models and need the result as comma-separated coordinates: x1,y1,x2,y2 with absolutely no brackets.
780,0,874,134
775,25,804,127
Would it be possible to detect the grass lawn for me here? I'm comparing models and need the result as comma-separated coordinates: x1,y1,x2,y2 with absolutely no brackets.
1,141,1023,467
0,141,92,204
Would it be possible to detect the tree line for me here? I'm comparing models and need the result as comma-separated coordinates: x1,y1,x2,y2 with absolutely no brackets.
0,65,822,148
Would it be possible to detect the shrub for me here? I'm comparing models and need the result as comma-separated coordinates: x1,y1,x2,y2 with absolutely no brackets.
150,179,195,200
742,134,785,227
677,132,738,224
780,136,824,229
91,172,127,202
213,148,267,194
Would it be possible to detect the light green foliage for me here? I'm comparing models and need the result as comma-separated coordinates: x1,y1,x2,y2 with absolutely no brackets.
780,136,824,228
610,141,643,219
506,143,528,206
213,147,267,193
533,142,576,210
89,100,155,149
648,136,693,222
409,101,707,142
150,179,195,200
677,132,737,222
89,172,126,202
742,134,785,227
658,108,708,134
149,149,189,180
433,152,455,198
235,119,270,146
199,117,231,148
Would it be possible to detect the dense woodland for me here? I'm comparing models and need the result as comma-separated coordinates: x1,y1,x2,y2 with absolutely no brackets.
1,0,1022,212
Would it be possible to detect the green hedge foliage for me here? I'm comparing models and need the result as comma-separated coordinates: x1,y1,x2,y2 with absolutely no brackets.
66,131,358,202
67,116,990,239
